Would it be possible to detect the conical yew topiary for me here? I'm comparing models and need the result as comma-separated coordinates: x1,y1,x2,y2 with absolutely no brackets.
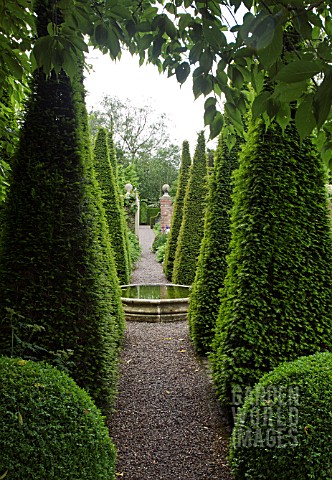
163,140,191,281
108,129,132,277
211,118,332,420
93,127,130,285
188,124,241,355
0,0,124,413
172,132,208,285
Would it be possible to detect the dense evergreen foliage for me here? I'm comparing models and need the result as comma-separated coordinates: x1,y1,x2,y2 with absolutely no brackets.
93,127,130,285
173,132,207,285
230,352,332,479
108,129,132,278
211,118,332,419
163,140,191,281
0,0,124,413
188,126,240,355
0,356,116,479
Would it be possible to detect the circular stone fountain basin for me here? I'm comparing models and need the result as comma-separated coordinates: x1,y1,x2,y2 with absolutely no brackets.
120,284,190,323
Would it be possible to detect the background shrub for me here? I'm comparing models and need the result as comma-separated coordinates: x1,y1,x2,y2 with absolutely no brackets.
152,230,167,254
173,131,208,285
156,242,167,263
230,352,332,479
147,207,160,226
127,230,141,268
163,140,191,280
211,118,332,419
139,199,148,224
0,356,116,479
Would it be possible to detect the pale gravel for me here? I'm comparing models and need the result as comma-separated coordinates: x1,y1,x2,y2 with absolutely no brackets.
109,226,233,480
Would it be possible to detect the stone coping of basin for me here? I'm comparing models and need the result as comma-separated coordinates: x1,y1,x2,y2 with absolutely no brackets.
120,284,191,304
120,284,191,322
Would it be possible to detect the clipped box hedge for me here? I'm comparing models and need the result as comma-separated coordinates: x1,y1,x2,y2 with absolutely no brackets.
0,356,116,479
230,352,332,479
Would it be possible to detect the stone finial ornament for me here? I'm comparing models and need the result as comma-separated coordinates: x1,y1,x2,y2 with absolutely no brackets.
125,183,133,196
162,184,170,195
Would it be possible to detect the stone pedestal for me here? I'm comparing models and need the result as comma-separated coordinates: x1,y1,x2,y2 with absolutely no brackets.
160,184,173,233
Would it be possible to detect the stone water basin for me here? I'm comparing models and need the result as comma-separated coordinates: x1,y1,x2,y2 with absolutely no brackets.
120,284,190,323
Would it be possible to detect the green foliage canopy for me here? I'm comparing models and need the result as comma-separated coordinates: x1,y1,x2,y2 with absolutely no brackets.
2,1,332,160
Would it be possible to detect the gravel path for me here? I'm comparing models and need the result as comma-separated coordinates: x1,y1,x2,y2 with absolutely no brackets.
130,226,170,284
109,226,232,480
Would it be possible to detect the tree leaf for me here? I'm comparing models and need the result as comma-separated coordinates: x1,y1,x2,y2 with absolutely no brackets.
276,102,291,133
202,19,226,51
94,23,109,47
189,41,203,64
210,111,223,139
176,61,190,84
252,91,270,120
293,11,313,39
199,50,213,73
257,24,283,69
252,15,276,51
228,65,244,89
273,81,307,103
107,28,121,59
274,60,321,83
225,102,243,130
313,72,332,129
204,97,217,110
295,93,316,140
165,17,177,39
317,40,332,62
204,104,217,126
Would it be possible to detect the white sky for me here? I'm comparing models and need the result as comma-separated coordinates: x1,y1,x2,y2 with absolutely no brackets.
84,49,220,153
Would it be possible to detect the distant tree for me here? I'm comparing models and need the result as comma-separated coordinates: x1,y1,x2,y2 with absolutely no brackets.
211,117,332,420
188,124,241,355
136,144,180,203
163,140,191,281
117,163,140,195
0,0,124,414
173,132,208,285
93,128,131,284
88,95,170,163
89,96,180,203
